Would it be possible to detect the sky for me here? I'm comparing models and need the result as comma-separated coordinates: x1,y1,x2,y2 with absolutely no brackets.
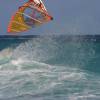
0,0,100,35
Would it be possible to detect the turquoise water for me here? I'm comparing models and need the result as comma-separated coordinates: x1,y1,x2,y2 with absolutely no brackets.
0,36,100,100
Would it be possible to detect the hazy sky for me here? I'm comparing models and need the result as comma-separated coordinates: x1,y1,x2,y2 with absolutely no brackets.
0,0,100,35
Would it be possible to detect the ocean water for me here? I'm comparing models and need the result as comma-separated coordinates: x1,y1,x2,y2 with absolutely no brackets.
0,35,100,100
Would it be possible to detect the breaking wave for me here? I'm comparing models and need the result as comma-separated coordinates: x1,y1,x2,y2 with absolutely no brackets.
0,36,100,100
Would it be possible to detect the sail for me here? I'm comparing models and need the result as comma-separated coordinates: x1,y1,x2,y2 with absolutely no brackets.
7,1,53,33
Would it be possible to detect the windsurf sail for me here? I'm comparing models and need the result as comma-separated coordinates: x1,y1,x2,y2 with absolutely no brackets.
7,0,53,33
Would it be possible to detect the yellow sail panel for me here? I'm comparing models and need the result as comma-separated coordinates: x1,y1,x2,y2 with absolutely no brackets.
8,4,31,33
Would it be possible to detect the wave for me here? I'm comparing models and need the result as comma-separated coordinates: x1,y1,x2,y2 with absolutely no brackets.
0,36,99,100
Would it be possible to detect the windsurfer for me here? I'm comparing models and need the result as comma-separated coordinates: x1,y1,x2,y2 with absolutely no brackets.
29,0,41,7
